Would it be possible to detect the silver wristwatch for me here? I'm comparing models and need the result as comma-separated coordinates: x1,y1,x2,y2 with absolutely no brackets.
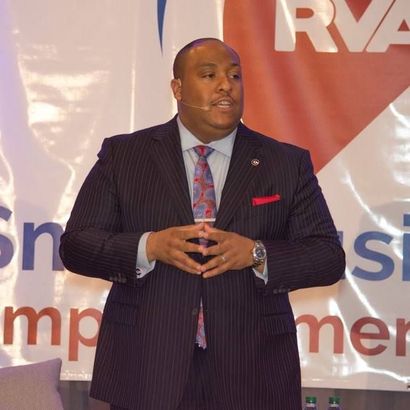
251,240,267,268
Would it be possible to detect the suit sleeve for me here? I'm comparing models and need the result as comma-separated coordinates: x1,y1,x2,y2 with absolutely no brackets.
59,138,143,286
262,150,345,293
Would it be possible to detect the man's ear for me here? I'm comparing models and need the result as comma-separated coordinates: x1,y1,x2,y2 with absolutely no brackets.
170,78,182,100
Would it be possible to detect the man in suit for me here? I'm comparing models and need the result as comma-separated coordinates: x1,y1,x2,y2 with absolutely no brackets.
60,38,345,410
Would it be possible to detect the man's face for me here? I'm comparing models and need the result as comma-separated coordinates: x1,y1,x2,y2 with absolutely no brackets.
171,40,244,143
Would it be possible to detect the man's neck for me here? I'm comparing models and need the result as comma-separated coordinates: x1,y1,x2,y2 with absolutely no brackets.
177,114,237,144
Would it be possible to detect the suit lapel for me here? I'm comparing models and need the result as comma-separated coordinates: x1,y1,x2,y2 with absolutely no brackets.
150,118,194,225
215,123,263,230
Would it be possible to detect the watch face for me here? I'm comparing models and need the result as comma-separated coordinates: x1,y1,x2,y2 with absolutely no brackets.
253,241,266,262
255,248,265,258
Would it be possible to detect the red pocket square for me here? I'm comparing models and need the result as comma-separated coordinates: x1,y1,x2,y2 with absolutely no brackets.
252,194,281,206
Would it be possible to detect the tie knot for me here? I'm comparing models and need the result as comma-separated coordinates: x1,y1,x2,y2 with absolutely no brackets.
194,145,214,159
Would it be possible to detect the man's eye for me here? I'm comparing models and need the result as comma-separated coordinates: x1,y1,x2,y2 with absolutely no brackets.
230,73,241,80
202,73,215,78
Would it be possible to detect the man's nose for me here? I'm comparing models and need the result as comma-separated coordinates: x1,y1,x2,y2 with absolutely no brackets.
217,75,232,92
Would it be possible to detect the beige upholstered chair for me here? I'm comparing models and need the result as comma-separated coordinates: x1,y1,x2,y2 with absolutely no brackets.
0,358,64,410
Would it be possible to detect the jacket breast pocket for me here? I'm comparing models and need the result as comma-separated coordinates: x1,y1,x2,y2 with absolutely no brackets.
232,199,287,239
104,301,138,326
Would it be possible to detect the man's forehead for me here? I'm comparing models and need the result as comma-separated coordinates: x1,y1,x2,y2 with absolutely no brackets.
187,43,241,66
194,61,241,69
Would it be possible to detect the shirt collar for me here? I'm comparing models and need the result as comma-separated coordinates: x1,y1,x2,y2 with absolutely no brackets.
177,116,236,158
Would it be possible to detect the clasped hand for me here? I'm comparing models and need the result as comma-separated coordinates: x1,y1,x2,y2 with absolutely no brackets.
146,223,255,278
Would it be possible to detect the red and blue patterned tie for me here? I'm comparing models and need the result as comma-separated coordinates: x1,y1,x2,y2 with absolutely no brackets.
193,145,217,228
193,145,216,348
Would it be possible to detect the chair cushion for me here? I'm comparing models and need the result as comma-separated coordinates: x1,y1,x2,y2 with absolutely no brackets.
0,358,64,410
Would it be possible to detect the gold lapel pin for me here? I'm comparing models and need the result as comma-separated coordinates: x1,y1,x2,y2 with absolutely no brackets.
251,158,260,166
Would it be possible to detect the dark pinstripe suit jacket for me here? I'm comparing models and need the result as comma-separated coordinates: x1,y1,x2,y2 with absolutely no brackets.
59,117,345,410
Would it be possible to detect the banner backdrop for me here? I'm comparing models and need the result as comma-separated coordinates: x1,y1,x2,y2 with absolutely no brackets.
1,0,409,391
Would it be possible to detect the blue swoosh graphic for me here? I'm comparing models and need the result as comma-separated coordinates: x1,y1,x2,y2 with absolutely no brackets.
157,0,167,51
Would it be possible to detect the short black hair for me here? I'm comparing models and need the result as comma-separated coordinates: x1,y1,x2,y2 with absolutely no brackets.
172,38,239,79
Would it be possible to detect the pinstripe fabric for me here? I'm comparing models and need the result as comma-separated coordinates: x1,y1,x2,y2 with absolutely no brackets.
59,116,345,410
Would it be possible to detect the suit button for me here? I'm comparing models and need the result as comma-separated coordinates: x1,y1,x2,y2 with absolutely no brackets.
192,308,198,316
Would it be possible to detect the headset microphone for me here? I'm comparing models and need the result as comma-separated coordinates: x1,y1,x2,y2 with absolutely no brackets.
180,100,211,111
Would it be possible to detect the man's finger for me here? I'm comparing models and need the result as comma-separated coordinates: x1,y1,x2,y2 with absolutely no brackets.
203,265,227,278
202,227,224,242
201,254,229,277
182,240,204,254
180,222,206,240
172,253,203,275
201,242,223,257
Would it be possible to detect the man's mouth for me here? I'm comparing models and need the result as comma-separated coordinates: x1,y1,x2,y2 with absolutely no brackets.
212,98,234,108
